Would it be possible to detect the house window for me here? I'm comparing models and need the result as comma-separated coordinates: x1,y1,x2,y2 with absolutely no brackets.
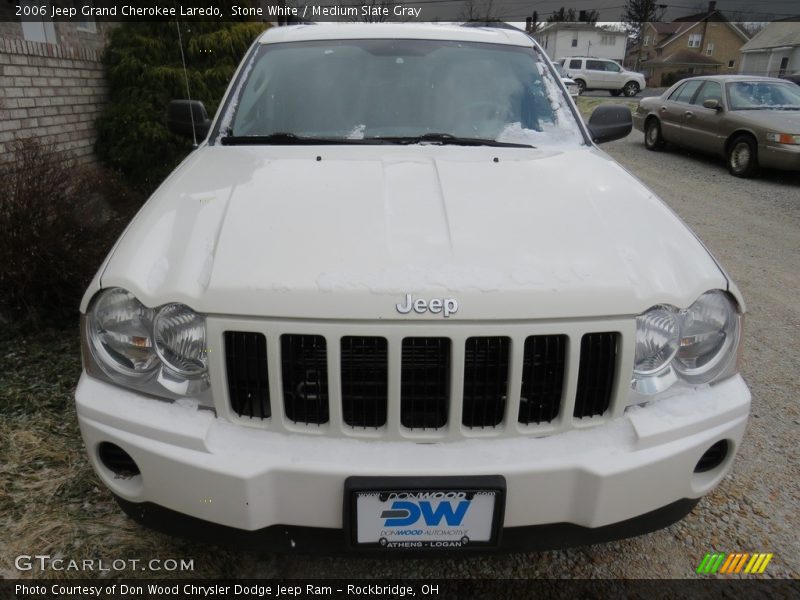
75,1,97,33
706,42,714,56
20,0,57,44
728,59,735,68
688,33,702,48
600,35,616,46
571,38,578,47
643,36,650,46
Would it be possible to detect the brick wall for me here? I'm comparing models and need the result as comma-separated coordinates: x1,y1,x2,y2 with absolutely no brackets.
0,21,112,163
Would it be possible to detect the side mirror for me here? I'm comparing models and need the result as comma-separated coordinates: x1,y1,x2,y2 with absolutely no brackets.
702,98,722,111
166,100,212,142
586,105,633,144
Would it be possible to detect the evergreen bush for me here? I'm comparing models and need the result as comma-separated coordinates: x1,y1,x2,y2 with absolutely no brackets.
95,13,266,195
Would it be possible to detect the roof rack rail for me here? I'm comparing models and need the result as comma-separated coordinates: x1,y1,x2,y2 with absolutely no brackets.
461,21,525,33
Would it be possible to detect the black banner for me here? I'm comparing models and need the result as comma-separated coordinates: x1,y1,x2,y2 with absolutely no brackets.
6,0,800,23
2,580,800,600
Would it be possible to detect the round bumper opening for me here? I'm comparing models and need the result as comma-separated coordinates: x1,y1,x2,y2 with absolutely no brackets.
98,442,141,477
694,440,729,474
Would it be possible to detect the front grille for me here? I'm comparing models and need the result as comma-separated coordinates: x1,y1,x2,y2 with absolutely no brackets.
519,335,566,425
574,332,618,418
341,336,388,428
221,323,623,439
462,337,510,428
281,334,329,425
401,337,450,430
225,331,271,419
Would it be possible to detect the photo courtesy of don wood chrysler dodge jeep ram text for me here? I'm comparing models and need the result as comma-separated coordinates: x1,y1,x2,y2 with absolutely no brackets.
76,24,750,554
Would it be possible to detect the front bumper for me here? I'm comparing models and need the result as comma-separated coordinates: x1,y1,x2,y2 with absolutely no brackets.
760,142,800,171
76,373,750,553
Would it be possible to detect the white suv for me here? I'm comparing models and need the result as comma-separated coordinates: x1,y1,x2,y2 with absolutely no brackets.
77,24,749,554
561,56,647,96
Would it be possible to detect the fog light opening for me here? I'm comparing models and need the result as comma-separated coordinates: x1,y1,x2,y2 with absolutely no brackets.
98,442,141,478
694,440,729,474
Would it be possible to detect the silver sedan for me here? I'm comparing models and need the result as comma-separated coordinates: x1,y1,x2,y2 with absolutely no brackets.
632,75,800,177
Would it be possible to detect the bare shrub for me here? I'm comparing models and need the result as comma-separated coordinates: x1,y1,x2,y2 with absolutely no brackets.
0,139,140,327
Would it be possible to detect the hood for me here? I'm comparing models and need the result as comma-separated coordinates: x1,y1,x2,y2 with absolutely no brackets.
95,145,726,320
732,109,800,132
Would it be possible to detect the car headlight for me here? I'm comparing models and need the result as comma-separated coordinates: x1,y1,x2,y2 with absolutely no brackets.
632,290,741,396
86,288,159,380
674,290,739,384
154,303,208,378
766,132,800,145
634,306,680,376
84,288,210,400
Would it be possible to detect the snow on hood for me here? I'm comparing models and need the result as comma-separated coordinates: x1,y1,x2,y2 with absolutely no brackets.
94,144,726,320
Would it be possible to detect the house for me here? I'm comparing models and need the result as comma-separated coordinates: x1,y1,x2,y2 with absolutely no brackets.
0,4,114,163
533,23,627,63
738,20,800,78
626,1,749,87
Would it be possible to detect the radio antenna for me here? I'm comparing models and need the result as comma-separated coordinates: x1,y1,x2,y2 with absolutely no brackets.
175,20,198,148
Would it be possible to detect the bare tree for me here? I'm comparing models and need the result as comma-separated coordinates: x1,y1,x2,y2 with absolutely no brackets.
735,22,766,37
459,0,497,22
622,0,667,70
546,7,599,23
351,0,393,22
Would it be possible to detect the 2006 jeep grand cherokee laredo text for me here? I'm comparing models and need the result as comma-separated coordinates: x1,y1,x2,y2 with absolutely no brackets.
76,24,750,554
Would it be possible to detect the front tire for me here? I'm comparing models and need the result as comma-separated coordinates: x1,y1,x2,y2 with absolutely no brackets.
575,79,586,95
623,81,640,97
644,119,665,151
727,134,759,178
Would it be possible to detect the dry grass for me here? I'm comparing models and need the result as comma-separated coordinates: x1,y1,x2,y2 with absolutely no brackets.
0,328,240,579
575,96,638,120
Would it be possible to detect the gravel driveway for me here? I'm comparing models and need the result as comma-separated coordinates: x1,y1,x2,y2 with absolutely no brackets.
236,131,800,579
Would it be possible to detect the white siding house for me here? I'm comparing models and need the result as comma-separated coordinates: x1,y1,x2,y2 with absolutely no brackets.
534,23,627,62
739,22,800,78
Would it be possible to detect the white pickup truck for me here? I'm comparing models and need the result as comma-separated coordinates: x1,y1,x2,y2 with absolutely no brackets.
76,23,749,554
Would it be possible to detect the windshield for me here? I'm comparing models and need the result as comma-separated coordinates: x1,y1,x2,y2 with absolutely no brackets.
726,81,800,110
219,39,583,147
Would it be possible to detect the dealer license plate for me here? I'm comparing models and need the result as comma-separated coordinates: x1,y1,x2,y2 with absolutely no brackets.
345,476,505,550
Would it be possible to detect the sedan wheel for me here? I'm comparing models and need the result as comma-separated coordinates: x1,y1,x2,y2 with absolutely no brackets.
727,135,759,178
623,81,640,97
644,119,665,151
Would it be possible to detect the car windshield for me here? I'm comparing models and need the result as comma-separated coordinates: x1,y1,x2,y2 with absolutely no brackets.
219,38,583,147
726,81,800,110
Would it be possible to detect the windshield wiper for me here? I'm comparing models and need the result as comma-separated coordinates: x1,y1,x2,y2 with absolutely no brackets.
366,133,535,148
219,132,381,145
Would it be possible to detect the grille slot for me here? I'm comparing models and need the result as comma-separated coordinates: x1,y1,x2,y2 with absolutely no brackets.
463,337,510,428
281,334,329,425
341,336,388,428
574,332,618,418
519,335,566,425
225,331,271,419
401,337,450,430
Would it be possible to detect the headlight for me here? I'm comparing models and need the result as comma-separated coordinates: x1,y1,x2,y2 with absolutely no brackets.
634,306,679,376
84,288,210,400
86,288,158,379
674,290,739,384
154,303,208,378
632,290,741,396
766,132,800,145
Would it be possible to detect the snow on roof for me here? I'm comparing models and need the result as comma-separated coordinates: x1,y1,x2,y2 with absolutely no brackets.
257,23,535,47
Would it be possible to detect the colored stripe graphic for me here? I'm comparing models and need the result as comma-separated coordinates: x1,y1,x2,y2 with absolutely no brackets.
744,553,774,574
699,552,773,574
697,553,727,574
